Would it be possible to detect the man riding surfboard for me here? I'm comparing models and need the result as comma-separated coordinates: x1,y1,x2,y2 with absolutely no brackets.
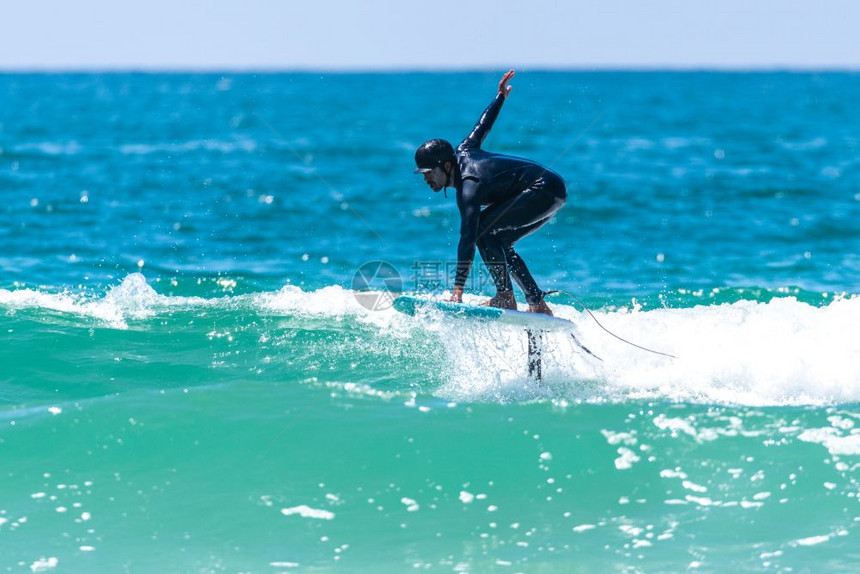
415,70,567,315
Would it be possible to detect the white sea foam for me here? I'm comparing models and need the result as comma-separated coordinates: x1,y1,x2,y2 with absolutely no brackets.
613,447,641,470
29,557,58,572
280,505,335,520
794,534,831,546
653,415,698,437
0,273,211,329
659,469,688,480
436,295,860,406
459,491,475,504
582,297,860,405
262,285,370,317
259,286,428,338
682,480,708,493
0,284,126,327
797,427,860,456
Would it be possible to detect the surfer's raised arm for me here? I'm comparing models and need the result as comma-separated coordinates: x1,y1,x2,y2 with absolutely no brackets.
459,70,515,150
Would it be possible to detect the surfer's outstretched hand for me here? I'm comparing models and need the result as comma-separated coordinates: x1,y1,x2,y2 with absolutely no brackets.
498,69,514,98
448,287,463,303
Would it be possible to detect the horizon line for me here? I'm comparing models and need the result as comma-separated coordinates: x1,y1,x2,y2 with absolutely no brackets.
2,64,859,74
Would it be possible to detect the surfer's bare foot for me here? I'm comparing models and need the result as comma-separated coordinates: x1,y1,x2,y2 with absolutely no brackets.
527,300,553,316
480,291,517,310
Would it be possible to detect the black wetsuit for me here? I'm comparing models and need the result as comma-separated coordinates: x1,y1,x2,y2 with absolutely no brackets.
452,93,567,306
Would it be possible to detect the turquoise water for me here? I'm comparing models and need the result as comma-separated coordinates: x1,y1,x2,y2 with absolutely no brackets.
1,72,858,572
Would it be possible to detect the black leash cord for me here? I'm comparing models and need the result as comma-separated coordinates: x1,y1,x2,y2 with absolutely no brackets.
546,290,678,360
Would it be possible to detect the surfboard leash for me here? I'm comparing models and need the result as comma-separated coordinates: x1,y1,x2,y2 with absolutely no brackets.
545,290,678,360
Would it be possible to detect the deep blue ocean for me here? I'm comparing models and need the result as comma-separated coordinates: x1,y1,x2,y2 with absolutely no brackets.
1,72,858,572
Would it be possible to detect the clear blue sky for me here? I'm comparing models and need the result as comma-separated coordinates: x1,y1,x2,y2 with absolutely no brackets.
3,0,859,70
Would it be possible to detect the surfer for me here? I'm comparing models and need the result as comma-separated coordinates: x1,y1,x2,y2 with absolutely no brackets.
414,70,567,315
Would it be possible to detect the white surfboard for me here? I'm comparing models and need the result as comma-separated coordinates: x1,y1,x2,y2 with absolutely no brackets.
392,295,576,332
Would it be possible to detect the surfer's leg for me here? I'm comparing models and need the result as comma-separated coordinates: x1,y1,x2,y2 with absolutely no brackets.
476,235,517,309
504,242,548,306
477,229,548,312
492,227,554,315
477,175,565,312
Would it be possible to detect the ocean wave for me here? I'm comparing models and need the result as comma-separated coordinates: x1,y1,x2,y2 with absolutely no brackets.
0,273,211,328
2,275,859,407
11,141,83,157
118,138,258,155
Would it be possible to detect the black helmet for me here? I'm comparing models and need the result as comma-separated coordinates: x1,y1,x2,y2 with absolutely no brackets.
414,139,455,173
